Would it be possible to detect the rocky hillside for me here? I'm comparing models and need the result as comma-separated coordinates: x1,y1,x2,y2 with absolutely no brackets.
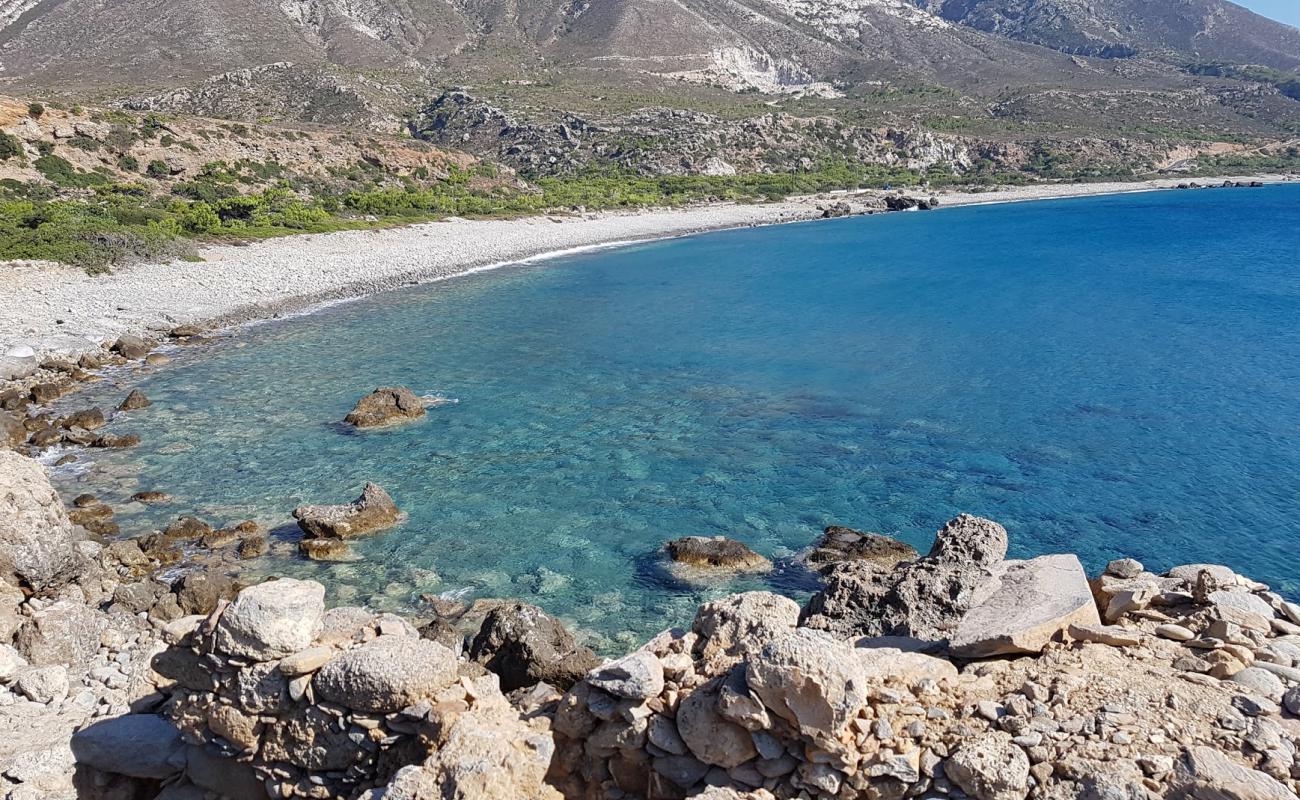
0,0,1298,177
3,448,1300,800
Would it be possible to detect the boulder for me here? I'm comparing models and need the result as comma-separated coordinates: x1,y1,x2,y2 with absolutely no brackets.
0,411,24,449
745,629,873,739
59,407,105,431
293,482,401,539
587,650,665,700
118,389,151,411
0,643,28,680
805,526,918,570
0,355,38,381
0,451,77,590
946,733,1030,800
468,602,600,692
950,554,1100,658
666,536,771,572
175,570,238,615
344,387,427,428
1105,558,1144,579
215,578,325,661
111,334,152,360
675,676,758,768
314,635,458,712
16,599,104,666
928,513,1008,567
70,714,187,780
14,665,68,703
692,591,800,671
299,538,356,561
1170,746,1295,800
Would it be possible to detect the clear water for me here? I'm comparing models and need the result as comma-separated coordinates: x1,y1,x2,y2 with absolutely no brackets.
52,185,1300,650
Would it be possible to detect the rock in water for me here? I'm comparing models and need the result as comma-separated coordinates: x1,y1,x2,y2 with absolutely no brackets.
805,525,919,570
468,602,600,691
665,536,771,572
118,389,151,411
215,579,325,661
293,482,401,539
0,451,77,590
344,387,427,428
111,334,152,360
949,554,1100,658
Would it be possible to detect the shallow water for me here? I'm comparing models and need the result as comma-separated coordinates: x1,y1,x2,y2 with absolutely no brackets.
52,185,1300,648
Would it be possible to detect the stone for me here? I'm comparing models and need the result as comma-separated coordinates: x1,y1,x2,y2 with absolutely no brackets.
118,389,151,411
215,578,325,661
344,387,428,428
130,490,170,504
950,554,1099,658
17,599,105,666
588,650,665,700
1170,746,1295,800
0,411,24,449
59,407,105,430
1155,623,1196,642
0,451,77,590
111,334,152,360
1232,668,1286,702
945,733,1030,800
1208,590,1277,621
928,513,1009,566
314,635,458,712
278,645,334,676
0,644,28,680
468,602,600,691
806,526,919,570
299,538,355,561
692,591,800,669
1105,558,1143,579
70,714,187,779
1283,686,1299,716
92,432,140,448
745,629,873,738
1068,623,1143,647
293,482,402,539
1168,564,1235,584
666,536,771,571
675,677,758,768
175,570,237,615
14,665,68,703
0,355,38,382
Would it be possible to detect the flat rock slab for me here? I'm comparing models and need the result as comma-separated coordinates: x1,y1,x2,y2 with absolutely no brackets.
950,554,1099,659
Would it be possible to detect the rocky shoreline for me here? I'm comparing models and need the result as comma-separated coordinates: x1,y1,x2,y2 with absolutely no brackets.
2,449,1299,800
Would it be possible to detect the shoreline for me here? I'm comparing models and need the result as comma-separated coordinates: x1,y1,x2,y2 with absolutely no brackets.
1,173,1293,376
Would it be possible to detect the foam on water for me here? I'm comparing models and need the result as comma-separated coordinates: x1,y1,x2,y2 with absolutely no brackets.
50,186,1300,649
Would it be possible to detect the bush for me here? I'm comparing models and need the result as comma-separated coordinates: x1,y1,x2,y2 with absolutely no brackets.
34,155,110,188
0,133,23,162
145,160,171,179
118,154,139,172
28,102,44,119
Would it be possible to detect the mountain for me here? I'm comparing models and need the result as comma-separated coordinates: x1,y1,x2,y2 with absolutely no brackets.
0,0,1297,176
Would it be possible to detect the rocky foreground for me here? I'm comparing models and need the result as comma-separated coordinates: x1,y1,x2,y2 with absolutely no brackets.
2,451,1300,800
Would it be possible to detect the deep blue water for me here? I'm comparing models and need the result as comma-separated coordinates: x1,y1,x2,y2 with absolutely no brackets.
53,185,1300,648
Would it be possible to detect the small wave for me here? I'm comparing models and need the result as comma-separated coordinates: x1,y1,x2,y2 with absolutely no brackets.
421,394,459,406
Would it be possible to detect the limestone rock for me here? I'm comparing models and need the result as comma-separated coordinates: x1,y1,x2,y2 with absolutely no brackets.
0,643,28,680
314,635,458,712
1067,623,1143,647
946,733,1030,800
70,714,186,780
950,554,1099,658
666,536,771,572
805,526,918,570
1170,746,1295,800
587,650,664,700
692,591,800,671
1232,667,1286,702
118,389,151,411
14,665,68,703
215,578,325,661
927,513,1008,567
1105,558,1143,579
293,482,401,539
676,676,758,768
746,629,873,739
0,411,24,449
0,451,77,590
344,387,427,428
468,602,600,692
17,600,105,666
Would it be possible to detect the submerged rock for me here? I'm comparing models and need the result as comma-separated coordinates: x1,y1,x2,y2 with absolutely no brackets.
665,536,771,572
468,602,600,692
293,482,401,539
344,387,427,428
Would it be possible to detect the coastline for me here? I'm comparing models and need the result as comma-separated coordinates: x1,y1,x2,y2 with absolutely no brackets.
1,173,1293,371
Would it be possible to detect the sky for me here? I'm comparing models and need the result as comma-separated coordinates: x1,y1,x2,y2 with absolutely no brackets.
1239,0,1300,28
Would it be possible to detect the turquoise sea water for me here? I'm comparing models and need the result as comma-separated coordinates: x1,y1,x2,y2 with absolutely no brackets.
53,185,1300,648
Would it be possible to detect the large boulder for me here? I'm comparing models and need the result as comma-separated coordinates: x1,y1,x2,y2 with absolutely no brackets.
16,599,105,666
949,554,1100,658
0,451,77,590
805,526,918,570
802,514,1009,642
665,536,771,572
675,676,758,768
344,387,427,428
468,602,600,692
745,629,874,740
293,482,401,539
70,714,186,779
112,334,153,360
215,579,325,661
691,591,799,671
314,635,458,712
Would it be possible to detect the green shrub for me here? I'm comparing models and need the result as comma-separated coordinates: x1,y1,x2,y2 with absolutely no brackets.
67,135,101,152
34,155,110,188
28,102,44,119
118,154,139,172
145,160,171,179
0,133,23,162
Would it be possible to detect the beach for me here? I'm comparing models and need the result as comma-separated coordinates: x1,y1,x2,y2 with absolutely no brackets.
0,175,1291,366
